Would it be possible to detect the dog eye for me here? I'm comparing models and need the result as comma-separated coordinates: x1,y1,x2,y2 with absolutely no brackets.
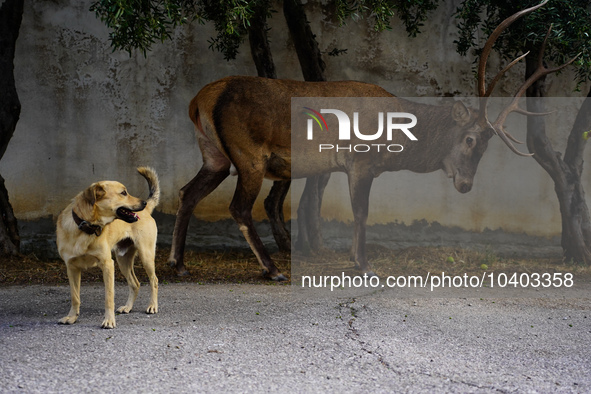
121,190,128,196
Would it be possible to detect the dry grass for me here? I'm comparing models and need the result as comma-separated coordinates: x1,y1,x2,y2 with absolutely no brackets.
0,249,290,286
292,244,591,283
1,245,588,286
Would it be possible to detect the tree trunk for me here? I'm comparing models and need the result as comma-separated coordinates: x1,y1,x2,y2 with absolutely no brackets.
253,0,332,253
247,0,276,80
0,0,24,256
283,0,326,82
246,1,293,252
525,56,591,264
283,0,329,253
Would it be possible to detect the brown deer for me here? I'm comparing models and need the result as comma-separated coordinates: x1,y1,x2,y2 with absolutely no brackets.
168,1,573,280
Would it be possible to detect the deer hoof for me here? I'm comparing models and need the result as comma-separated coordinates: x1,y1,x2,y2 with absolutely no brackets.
171,265,189,277
177,268,190,277
365,271,378,278
262,269,287,281
271,273,288,282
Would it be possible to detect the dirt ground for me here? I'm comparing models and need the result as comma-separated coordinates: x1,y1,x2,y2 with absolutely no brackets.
1,245,588,286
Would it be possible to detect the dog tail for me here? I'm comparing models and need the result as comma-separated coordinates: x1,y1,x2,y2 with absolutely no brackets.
137,167,160,214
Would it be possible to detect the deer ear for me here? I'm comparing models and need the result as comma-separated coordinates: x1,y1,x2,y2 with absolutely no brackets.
451,101,471,126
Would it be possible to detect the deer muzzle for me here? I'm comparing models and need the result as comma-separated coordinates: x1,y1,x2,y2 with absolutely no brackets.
454,175,473,194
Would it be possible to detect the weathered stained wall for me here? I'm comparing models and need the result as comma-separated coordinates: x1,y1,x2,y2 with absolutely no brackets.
2,0,590,252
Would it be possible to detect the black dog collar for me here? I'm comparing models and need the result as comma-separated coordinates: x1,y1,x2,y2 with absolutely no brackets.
72,211,102,236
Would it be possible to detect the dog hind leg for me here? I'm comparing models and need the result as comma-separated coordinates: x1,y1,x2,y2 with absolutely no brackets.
137,242,158,314
115,245,140,314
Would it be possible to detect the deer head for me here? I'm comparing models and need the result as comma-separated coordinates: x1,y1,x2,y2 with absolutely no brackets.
441,100,489,194
443,0,577,194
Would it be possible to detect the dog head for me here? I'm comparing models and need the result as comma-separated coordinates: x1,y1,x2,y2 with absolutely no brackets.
74,181,147,225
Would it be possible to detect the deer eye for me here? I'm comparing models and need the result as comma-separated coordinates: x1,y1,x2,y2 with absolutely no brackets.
466,136,474,147
121,190,128,196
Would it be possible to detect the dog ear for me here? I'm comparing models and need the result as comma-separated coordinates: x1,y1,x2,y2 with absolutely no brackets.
93,184,106,201
82,183,105,206
82,184,96,206
74,184,100,221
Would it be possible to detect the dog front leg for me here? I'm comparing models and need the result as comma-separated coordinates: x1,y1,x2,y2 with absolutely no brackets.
59,264,82,325
101,258,116,329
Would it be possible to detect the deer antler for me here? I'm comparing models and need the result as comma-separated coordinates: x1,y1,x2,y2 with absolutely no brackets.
477,0,579,156
477,0,549,98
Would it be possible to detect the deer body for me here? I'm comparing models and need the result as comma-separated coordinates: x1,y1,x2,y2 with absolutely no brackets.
195,77,479,185
171,76,483,279
169,2,569,280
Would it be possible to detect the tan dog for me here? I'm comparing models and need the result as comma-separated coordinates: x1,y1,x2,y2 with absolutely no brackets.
56,167,160,328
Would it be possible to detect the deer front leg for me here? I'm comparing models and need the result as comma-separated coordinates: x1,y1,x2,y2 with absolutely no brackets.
295,178,313,254
169,167,229,276
348,173,375,276
296,176,317,254
264,180,291,252
309,173,330,250
231,174,287,281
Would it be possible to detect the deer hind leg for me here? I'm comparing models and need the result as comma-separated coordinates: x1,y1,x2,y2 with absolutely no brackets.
348,173,375,276
231,171,287,281
264,180,291,252
169,155,230,276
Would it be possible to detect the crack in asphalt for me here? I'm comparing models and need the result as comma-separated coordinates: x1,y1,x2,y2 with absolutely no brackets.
336,296,510,392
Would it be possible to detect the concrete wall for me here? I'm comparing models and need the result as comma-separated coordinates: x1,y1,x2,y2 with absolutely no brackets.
2,0,590,255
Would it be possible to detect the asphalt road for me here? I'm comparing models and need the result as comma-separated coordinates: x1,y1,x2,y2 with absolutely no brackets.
1,283,590,393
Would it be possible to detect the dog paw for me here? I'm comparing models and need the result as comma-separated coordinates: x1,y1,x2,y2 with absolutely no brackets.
116,305,132,314
58,315,78,325
101,318,116,329
146,304,158,314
